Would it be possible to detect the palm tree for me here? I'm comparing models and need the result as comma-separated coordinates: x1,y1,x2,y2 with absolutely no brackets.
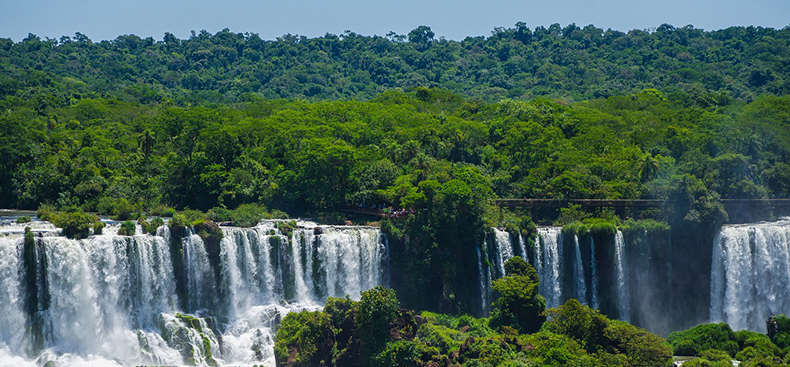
137,129,155,157
639,153,660,182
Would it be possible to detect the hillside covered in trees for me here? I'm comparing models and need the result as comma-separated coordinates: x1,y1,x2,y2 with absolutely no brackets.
2,86,789,221
1,23,788,105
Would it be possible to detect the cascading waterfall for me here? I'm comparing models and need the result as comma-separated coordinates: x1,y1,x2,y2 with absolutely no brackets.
710,219,790,332
534,227,563,309
476,245,490,316
0,219,388,367
573,235,587,306
590,236,599,310
0,236,26,356
493,228,514,278
615,230,631,323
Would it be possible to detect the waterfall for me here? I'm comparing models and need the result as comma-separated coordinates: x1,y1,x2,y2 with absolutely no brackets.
590,236,599,310
518,234,528,262
476,245,490,316
492,228,514,277
710,219,790,332
615,230,631,322
534,227,563,308
0,219,388,366
0,237,26,355
573,235,587,306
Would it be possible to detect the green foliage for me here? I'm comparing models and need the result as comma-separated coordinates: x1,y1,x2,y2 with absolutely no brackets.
274,311,334,367
768,314,790,349
93,221,105,235
667,323,739,357
46,208,100,239
16,216,31,223
230,203,270,227
324,296,357,331
603,320,673,367
355,286,400,357
543,300,671,367
141,217,164,234
490,256,546,334
117,220,136,236
543,299,608,352
415,323,463,353
374,340,437,367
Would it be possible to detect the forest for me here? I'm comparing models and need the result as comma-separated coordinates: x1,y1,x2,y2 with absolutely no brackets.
2,23,790,367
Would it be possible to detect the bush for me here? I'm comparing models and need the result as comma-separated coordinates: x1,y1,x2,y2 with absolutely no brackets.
47,208,100,239
543,299,608,353
93,221,105,235
416,323,462,353
490,256,546,334
768,314,790,349
118,220,136,236
274,311,334,367
36,203,56,221
169,212,188,231
374,340,437,367
207,207,233,223
324,296,357,331
356,286,400,358
141,217,164,234
603,320,673,367
231,203,269,227
667,323,739,357
148,204,176,217
16,216,31,223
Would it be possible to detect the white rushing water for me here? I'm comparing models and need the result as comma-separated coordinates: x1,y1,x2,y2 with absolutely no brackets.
493,228,514,278
0,219,388,366
573,235,587,306
590,236,600,310
479,227,566,311
534,227,563,308
614,230,631,323
710,218,790,332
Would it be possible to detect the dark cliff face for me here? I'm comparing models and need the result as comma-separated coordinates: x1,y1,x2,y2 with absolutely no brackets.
384,219,726,336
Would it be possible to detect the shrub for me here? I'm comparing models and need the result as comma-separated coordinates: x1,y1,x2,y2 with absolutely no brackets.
48,209,99,239
231,203,269,227
36,203,56,221
16,216,31,223
490,256,546,334
324,296,357,331
416,323,462,353
118,220,136,236
111,198,137,221
374,340,437,367
667,323,739,357
148,204,176,217
139,217,165,234
93,221,105,235
768,314,790,349
356,286,400,358
603,320,673,367
274,311,334,367
207,207,233,223
169,212,188,231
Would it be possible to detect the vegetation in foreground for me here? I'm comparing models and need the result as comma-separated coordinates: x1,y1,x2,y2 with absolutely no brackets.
275,257,673,367
276,257,790,367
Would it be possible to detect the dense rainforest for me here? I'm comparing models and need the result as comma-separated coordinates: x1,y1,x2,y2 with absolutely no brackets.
2,23,789,103
3,23,790,367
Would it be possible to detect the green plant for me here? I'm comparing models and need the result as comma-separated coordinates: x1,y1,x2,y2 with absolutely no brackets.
16,216,31,223
118,220,136,236
490,256,546,334
667,323,739,357
356,286,400,358
48,209,99,239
